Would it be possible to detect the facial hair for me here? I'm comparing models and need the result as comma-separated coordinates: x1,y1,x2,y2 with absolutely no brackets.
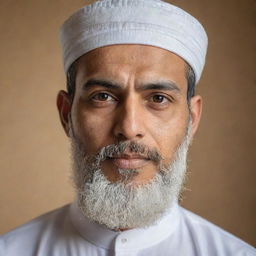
70,122,192,230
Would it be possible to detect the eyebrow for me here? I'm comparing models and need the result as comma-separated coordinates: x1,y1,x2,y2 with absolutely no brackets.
83,79,121,90
83,78,181,93
139,81,180,93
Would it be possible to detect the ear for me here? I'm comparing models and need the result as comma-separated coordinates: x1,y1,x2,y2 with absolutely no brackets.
189,95,203,137
57,90,72,137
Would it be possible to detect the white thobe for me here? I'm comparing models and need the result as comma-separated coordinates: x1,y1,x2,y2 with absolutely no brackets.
0,202,255,256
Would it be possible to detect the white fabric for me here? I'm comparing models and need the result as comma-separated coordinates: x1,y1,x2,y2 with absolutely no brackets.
60,0,208,84
1,202,255,256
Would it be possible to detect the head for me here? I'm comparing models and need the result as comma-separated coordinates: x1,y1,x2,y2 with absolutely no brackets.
57,0,207,230
57,44,202,229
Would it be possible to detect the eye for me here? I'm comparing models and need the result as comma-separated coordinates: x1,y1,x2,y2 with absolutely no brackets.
92,92,115,102
150,94,169,103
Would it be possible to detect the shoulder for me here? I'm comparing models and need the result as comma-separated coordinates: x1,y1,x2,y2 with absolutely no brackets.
0,204,72,256
178,206,256,255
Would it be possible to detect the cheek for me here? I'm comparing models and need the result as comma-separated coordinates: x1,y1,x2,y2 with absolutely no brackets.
147,108,188,161
72,102,114,153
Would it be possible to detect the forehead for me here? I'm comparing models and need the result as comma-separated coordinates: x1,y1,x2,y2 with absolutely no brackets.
75,44,187,90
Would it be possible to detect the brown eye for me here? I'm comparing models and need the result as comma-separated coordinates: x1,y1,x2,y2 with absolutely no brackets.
92,92,113,101
151,94,167,103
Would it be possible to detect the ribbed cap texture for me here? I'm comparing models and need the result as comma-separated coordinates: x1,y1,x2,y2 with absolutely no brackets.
60,0,208,84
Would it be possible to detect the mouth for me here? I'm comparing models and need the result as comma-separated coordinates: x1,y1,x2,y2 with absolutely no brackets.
107,154,150,169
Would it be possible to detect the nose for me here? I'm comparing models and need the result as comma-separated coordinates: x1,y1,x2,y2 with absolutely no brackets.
113,95,145,141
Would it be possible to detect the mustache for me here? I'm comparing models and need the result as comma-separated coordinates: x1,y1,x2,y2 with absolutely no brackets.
93,141,163,164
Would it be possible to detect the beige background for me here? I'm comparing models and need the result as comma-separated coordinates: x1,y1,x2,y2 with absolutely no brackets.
0,0,255,246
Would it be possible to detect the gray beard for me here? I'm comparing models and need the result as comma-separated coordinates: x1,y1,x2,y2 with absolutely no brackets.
70,122,191,230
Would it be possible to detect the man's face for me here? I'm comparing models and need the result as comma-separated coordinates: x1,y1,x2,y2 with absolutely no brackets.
68,45,194,185
57,44,202,229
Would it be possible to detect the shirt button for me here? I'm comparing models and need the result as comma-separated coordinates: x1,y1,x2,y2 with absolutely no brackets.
121,238,127,243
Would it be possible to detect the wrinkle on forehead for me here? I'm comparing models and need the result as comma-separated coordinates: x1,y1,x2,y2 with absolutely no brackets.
75,44,188,93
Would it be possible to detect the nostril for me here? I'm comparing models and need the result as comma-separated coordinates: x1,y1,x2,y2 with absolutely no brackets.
117,133,127,140
116,132,143,140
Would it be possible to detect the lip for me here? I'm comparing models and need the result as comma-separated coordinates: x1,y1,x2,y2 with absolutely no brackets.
109,154,149,169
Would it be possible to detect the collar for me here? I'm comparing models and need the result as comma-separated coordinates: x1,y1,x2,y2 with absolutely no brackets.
69,200,181,252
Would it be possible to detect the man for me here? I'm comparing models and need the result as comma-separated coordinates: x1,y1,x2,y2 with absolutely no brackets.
0,0,255,255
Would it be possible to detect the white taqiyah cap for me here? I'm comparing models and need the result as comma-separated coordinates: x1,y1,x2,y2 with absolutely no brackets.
60,0,208,84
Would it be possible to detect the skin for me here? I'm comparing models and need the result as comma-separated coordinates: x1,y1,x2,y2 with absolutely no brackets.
57,44,202,185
